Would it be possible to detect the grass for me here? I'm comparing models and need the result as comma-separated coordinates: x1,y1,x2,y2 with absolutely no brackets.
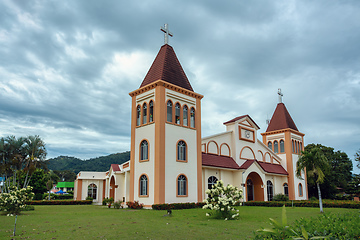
0,205,358,239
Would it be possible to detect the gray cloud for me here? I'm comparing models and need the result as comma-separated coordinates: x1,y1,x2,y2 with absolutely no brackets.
0,0,359,172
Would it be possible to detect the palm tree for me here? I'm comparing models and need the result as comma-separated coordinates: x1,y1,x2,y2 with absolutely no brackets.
296,146,329,213
23,135,47,188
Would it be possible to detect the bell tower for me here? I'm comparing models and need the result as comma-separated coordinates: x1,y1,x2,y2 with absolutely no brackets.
261,89,307,200
128,25,203,206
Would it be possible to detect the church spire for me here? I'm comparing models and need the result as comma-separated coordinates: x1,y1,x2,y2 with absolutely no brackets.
266,90,298,132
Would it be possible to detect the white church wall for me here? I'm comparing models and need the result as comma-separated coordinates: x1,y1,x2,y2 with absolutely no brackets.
134,124,155,206
164,123,197,203
292,154,307,200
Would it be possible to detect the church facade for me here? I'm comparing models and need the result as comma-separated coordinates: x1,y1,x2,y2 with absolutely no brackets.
74,43,307,206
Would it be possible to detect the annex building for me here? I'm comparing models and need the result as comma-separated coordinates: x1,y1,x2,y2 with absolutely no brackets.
74,31,307,206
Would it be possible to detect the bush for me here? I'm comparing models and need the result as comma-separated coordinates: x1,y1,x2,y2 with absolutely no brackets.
102,197,114,206
202,180,242,220
113,200,123,209
27,200,92,205
86,197,93,201
126,201,143,209
272,194,289,201
43,193,74,200
0,186,34,215
309,196,317,201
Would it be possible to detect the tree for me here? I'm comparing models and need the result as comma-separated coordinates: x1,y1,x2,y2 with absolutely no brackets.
303,144,353,199
296,146,329,213
355,149,360,169
53,170,76,182
0,135,47,193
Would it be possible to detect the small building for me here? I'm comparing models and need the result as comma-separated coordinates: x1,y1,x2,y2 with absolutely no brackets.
56,182,74,193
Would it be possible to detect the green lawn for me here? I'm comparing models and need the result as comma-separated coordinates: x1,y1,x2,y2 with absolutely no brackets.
0,205,357,239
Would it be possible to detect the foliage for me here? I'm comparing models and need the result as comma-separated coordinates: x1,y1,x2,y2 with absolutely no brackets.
255,205,297,239
0,186,34,215
303,144,353,199
126,200,143,209
86,196,93,201
53,170,76,182
245,199,360,209
202,180,242,220
27,200,92,205
152,202,205,210
46,151,130,173
102,197,114,206
18,168,48,197
346,174,360,195
0,135,47,193
254,205,328,240
113,200,123,209
293,211,360,239
297,145,329,213
273,193,289,201
355,149,360,169
42,193,73,200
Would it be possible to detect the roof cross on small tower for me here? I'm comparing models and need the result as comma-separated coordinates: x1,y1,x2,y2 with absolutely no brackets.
278,88,283,103
161,23,173,45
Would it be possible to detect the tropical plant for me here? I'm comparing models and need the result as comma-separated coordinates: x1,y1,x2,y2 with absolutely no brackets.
296,146,329,213
202,180,242,220
0,186,34,215
273,193,289,201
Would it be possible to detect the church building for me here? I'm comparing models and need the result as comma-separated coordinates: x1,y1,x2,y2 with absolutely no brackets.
74,26,307,206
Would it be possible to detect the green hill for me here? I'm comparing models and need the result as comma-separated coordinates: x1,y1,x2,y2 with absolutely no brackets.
46,151,130,174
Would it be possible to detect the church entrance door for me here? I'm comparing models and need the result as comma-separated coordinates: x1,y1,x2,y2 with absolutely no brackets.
246,172,264,201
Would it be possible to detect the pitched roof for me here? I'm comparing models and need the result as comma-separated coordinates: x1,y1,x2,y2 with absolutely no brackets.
266,103,298,132
111,164,121,172
140,44,193,91
239,159,288,175
202,153,240,169
223,114,260,129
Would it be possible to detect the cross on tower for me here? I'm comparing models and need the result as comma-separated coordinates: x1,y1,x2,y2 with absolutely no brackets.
278,88,283,103
161,23,173,45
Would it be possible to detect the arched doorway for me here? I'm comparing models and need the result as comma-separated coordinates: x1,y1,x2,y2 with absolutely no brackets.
246,172,264,201
110,176,116,199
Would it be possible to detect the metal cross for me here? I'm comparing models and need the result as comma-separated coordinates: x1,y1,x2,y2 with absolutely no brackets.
161,23,173,45
278,88,283,103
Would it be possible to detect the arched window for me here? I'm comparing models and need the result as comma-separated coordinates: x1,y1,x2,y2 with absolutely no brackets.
283,183,288,197
143,103,147,124
177,140,187,161
247,179,254,201
175,103,180,124
208,176,218,190
140,140,148,161
183,105,188,126
299,142,302,153
280,140,285,153
274,141,279,153
292,140,295,153
267,180,273,201
149,100,154,122
136,105,141,126
167,100,172,122
87,183,97,200
177,175,187,196
295,141,298,154
190,108,195,128
268,141,272,151
298,183,303,197
139,175,148,196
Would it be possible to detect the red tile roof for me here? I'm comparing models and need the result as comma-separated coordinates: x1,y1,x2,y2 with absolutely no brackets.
202,153,240,169
266,103,298,132
239,159,288,175
111,164,121,172
223,114,260,129
140,44,193,91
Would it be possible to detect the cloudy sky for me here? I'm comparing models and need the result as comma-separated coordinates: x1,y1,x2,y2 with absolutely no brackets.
1,1,359,172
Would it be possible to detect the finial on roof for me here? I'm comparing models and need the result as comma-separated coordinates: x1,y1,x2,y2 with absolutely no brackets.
160,23,173,45
278,88,283,103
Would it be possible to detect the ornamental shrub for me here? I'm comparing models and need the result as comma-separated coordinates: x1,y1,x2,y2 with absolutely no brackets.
0,186,34,215
126,201,143,209
202,180,242,220
113,200,123,209
272,193,289,201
